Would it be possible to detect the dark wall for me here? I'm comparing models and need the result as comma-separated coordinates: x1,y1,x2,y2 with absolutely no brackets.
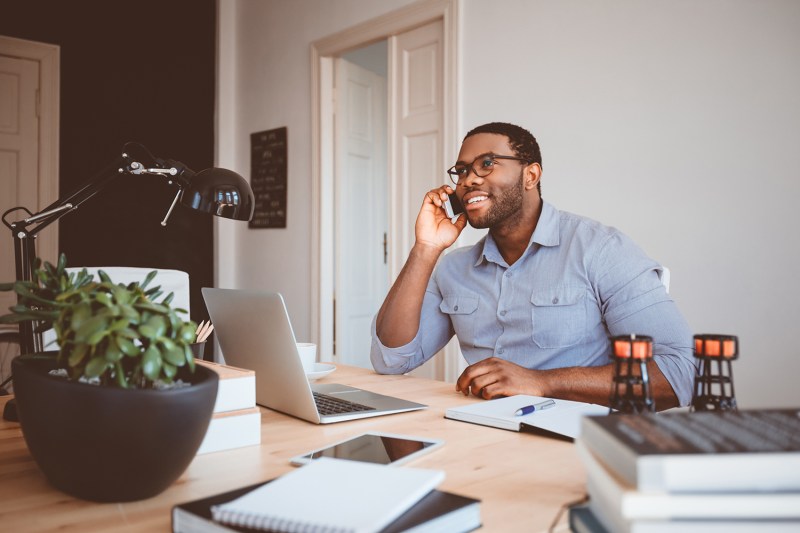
2,0,217,351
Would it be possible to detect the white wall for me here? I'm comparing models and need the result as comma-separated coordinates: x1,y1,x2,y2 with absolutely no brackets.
216,0,416,342
220,0,800,408
460,0,800,408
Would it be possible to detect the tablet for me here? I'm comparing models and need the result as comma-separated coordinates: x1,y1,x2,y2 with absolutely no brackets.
289,431,443,466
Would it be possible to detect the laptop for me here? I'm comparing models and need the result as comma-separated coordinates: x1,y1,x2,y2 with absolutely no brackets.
201,288,427,424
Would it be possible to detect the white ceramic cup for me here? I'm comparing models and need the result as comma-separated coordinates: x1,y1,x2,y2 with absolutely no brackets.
296,342,317,373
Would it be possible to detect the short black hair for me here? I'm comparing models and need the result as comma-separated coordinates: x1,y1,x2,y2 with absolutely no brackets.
464,122,542,195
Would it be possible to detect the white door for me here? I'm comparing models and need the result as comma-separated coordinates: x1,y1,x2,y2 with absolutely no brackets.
333,58,388,368
0,54,39,315
389,20,446,380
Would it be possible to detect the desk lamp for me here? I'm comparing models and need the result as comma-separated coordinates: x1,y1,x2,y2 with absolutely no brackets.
692,334,739,411
2,141,254,369
609,334,656,414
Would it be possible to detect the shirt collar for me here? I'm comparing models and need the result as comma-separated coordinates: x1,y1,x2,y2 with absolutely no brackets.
474,201,561,267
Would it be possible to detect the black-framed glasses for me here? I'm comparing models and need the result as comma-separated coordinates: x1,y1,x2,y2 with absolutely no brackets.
446,153,530,185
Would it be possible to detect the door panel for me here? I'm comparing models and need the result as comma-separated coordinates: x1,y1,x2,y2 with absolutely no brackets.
334,58,388,368
0,55,39,318
390,20,445,380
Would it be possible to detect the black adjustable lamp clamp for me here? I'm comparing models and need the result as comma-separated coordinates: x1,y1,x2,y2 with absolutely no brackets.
2,141,254,357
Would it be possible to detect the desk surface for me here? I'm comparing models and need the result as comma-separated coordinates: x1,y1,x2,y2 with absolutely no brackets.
0,365,586,532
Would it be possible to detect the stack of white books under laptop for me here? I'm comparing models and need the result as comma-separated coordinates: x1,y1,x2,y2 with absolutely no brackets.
195,359,260,455
571,409,800,533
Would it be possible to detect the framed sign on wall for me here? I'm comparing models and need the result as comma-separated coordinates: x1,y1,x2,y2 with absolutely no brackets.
249,127,287,228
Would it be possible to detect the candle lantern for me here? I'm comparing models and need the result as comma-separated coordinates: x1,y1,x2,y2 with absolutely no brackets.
692,334,739,411
609,334,656,414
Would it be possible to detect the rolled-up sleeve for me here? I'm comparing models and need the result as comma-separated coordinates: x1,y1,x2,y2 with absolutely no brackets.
594,232,697,406
370,275,455,374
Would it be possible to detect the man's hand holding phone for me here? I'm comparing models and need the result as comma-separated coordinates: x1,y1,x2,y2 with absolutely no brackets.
415,185,467,252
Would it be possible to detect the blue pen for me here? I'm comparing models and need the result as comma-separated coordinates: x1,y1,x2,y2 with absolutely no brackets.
514,399,556,416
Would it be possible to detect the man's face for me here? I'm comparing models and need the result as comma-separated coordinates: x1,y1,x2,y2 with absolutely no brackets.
454,133,526,230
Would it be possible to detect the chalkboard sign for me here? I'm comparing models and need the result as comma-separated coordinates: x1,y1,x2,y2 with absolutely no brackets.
249,127,287,228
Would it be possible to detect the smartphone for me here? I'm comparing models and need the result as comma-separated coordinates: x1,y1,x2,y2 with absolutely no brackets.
443,192,464,218
289,431,444,466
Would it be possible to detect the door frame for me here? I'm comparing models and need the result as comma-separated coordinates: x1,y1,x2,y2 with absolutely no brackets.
310,0,460,367
0,35,60,266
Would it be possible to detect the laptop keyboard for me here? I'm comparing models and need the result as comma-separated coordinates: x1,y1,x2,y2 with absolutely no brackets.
313,391,376,416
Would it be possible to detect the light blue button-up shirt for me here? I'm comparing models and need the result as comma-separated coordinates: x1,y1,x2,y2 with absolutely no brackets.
371,201,697,406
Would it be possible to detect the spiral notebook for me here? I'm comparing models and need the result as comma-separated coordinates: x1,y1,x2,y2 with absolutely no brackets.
210,457,445,532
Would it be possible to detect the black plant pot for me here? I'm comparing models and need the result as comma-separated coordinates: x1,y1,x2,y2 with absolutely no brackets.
11,353,219,502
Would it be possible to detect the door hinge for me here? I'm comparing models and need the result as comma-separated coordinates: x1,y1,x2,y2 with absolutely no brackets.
383,232,388,264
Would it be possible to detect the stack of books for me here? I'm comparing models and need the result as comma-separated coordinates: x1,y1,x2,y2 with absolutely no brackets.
195,359,260,455
571,409,800,532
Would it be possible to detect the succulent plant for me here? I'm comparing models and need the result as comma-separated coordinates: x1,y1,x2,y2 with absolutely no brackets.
0,255,197,388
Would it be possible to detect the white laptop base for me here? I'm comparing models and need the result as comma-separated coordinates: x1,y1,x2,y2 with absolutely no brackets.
202,288,426,424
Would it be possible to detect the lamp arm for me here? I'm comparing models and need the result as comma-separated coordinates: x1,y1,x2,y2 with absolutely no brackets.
5,143,192,354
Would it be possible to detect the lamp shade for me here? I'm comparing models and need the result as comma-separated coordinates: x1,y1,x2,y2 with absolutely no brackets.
181,167,254,221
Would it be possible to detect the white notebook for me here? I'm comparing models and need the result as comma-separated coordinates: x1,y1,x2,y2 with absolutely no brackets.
210,457,445,532
445,395,608,440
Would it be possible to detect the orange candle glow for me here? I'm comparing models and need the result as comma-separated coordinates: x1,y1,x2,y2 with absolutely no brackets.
614,340,631,358
632,341,652,359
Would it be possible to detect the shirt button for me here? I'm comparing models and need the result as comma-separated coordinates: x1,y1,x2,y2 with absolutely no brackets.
497,347,505,354
500,310,507,316
552,297,559,304
454,305,459,311
506,272,513,277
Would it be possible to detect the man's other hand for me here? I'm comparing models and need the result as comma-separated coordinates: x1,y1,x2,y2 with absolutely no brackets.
456,357,544,399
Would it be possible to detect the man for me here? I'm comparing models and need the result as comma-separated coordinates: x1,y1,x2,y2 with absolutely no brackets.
370,122,695,409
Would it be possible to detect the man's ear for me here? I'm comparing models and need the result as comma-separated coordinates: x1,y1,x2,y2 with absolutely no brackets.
525,163,542,191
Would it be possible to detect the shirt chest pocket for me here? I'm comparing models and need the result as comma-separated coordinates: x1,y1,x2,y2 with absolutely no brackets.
439,293,479,344
530,286,587,348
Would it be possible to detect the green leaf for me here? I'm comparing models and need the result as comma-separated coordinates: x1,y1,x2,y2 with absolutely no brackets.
142,345,162,380
184,344,196,370
179,324,196,343
162,362,177,380
145,315,167,337
85,356,110,378
95,291,112,306
69,302,92,332
164,343,185,366
86,329,107,346
98,270,112,283
116,336,139,356
140,270,158,290
139,324,157,340
112,285,130,305
109,318,130,331
135,302,169,315
57,253,67,273
145,288,164,302
160,337,176,351
104,341,124,362
114,361,129,388
161,292,175,305
117,327,139,340
67,344,89,367
119,304,139,322
74,315,108,343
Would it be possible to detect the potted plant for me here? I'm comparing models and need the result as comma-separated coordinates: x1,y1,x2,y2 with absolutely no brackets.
0,255,219,502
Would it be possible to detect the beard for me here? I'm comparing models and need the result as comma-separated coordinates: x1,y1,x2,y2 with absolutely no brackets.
467,170,525,230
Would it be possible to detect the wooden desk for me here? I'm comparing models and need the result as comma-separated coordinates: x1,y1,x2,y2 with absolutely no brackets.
0,365,586,532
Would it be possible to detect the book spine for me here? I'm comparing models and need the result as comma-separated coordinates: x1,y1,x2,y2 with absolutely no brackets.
196,408,261,455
